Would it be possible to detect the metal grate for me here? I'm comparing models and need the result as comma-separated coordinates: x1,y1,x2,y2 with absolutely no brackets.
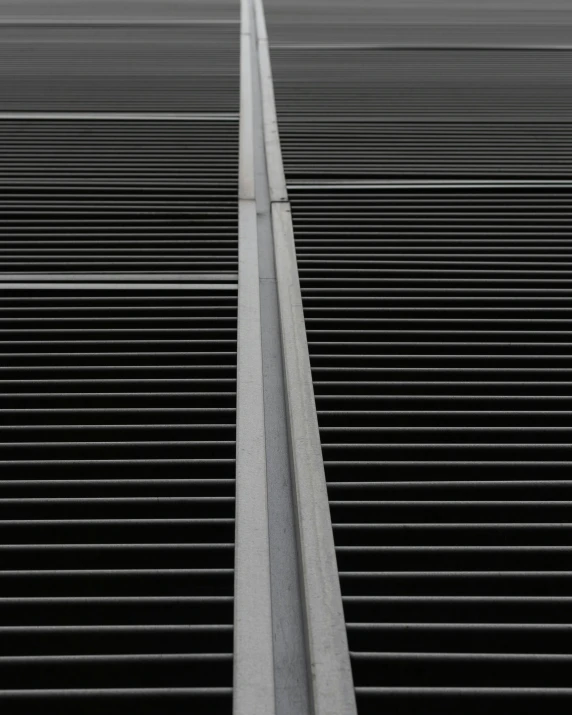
0,285,236,713
271,48,572,184
263,0,572,47
280,123,572,181
0,120,238,275
290,184,572,712
272,49,572,121
0,24,238,112
0,1,241,711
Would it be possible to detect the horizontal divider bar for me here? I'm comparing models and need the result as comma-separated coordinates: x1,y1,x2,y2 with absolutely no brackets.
0,283,238,291
0,274,237,283
289,180,572,190
271,44,572,51
0,113,239,121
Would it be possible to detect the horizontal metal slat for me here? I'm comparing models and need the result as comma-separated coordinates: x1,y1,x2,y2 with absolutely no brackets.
289,178,572,706
0,284,238,705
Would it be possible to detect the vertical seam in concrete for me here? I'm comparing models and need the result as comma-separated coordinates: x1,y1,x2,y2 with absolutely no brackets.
252,1,359,713
233,0,275,711
249,0,313,711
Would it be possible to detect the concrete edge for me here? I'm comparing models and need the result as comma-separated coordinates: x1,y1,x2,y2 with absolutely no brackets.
271,201,357,715
252,0,288,203
233,2,276,714
252,0,358,712
239,0,255,201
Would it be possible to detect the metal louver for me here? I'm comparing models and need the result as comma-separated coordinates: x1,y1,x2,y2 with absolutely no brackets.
270,48,572,121
0,0,239,711
0,285,236,713
5,0,572,712
280,123,572,180
0,119,238,276
290,183,572,712
267,0,572,709
0,24,239,113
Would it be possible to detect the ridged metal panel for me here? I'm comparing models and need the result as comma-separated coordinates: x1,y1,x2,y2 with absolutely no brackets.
0,24,238,112
272,49,572,121
263,0,572,47
272,48,572,183
0,0,238,22
0,120,238,274
289,183,572,712
270,37,572,184
266,0,572,705
280,123,572,181
0,285,236,713
0,0,240,708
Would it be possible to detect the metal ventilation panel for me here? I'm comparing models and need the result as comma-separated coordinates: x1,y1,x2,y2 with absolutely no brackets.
0,119,238,276
290,184,572,715
0,285,237,714
267,0,572,710
0,0,240,711
0,22,239,113
6,0,572,711
281,123,572,181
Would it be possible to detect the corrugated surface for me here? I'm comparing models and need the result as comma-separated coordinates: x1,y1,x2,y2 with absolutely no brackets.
281,123,572,181
0,120,238,274
268,0,572,709
272,45,572,183
263,0,572,46
0,0,239,709
291,183,572,712
272,48,572,182
0,24,238,112
273,49,572,121
0,286,236,713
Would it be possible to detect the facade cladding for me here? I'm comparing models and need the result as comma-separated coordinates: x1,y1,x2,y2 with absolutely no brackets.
0,0,572,714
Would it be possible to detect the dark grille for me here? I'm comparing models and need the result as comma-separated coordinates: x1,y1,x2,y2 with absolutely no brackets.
290,183,572,712
272,49,572,121
280,123,572,181
0,286,236,713
0,120,238,275
263,0,572,46
0,3,239,707
274,49,572,185
265,0,572,703
0,24,238,112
